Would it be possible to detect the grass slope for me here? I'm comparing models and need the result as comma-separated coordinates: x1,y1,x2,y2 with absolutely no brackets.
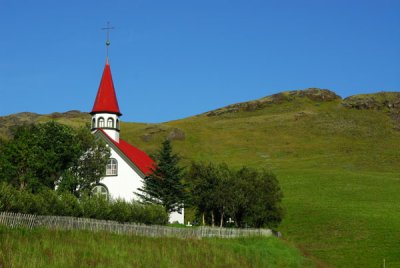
118,90,400,267
0,227,310,268
1,89,399,267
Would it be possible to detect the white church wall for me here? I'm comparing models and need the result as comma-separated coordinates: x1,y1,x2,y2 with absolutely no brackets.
169,209,185,224
100,147,143,202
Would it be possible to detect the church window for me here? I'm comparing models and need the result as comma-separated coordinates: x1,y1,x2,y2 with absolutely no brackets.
92,118,96,129
98,117,105,128
106,158,118,175
107,118,114,128
92,184,109,199
116,119,120,130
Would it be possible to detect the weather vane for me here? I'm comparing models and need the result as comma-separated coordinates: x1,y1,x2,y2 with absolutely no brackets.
102,22,114,58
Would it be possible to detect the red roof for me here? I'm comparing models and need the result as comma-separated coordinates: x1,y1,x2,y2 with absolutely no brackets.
98,129,155,176
91,60,122,116
116,139,155,175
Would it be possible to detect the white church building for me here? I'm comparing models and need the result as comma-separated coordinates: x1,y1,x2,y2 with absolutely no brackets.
89,58,184,224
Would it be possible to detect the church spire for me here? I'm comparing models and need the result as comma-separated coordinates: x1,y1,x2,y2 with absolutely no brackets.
90,62,121,116
91,22,121,116
90,23,121,142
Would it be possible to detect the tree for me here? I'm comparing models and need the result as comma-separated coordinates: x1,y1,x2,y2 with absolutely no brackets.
0,122,81,191
234,167,283,228
187,162,284,228
187,162,215,225
57,126,110,196
188,162,234,227
136,139,186,213
0,122,110,194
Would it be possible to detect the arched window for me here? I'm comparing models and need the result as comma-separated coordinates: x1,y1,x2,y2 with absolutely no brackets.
92,184,109,199
92,118,96,129
98,117,105,128
116,119,120,130
107,118,114,128
106,158,118,176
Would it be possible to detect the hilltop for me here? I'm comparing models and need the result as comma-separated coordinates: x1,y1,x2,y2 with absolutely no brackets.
2,88,400,139
1,88,400,267
0,110,89,138
203,88,341,117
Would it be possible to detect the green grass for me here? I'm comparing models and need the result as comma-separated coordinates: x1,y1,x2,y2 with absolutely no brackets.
117,96,400,267
278,169,400,267
0,227,310,268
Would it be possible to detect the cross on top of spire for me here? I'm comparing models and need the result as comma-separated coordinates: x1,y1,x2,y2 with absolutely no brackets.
102,22,114,59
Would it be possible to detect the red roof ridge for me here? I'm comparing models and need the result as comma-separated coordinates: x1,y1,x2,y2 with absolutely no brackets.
97,129,154,176
91,61,122,116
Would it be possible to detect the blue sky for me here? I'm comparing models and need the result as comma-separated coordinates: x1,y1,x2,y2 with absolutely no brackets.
0,0,399,123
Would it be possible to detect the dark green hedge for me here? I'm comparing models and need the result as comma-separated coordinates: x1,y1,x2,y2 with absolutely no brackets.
0,183,168,225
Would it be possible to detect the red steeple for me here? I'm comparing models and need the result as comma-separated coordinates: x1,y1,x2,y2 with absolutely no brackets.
91,59,122,116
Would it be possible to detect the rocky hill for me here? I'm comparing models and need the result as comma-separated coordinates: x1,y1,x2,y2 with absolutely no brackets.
204,87,400,115
201,88,400,130
203,88,341,116
0,110,89,138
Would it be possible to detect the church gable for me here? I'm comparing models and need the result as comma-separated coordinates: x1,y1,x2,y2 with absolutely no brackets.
94,130,154,179
100,146,143,201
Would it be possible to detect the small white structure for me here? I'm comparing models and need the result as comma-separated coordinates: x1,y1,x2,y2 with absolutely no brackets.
90,58,184,224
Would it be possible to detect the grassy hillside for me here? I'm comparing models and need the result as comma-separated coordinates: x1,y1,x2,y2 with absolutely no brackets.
1,88,400,267
119,89,400,267
0,227,310,268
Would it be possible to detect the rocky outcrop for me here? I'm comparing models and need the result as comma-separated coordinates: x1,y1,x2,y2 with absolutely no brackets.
342,92,400,130
140,125,186,142
342,92,400,110
167,128,186,141
291,88,341,101
204,88,341,117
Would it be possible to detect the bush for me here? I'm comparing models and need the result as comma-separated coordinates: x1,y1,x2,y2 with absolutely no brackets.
0,182,168,225
81,194,110,220
35,189,61,215
0,182,18,212
109,198,131,223
142,204,169,225
17,190,39,214
107,198,168,225
58,192,83,217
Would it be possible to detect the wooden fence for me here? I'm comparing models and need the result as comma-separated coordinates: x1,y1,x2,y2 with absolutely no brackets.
0,212,271,239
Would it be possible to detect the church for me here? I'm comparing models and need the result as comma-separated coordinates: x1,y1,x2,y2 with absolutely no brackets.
89,57,184,224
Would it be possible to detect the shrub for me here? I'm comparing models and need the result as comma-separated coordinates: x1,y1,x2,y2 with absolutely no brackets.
142,204,169,225
110,198,131,223
0,182,18,212
35,189,61,215
0,182,168,225
17,190,38,214
81,194,111,220
107,198,168,224
58,192,83,217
